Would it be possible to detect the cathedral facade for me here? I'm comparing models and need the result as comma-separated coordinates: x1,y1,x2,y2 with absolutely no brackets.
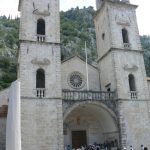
0,0,150,150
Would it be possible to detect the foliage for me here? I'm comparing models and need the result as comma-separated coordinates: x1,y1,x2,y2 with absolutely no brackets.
0,15,18,89
141,36,150,76
60,7,97,62
0,56,17,90
0,8,150,90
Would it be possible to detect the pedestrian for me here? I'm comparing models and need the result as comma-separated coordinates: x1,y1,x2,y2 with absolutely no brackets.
130,145,133,150
64,145,67,150
144,147,148,150
141,145,144,150
123,147,126,150
67,145,71,150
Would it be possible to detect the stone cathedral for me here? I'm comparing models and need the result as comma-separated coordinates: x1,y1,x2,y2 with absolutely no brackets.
0,0,150,150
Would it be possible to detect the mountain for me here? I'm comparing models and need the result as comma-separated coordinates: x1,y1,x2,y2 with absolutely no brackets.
60,7,97,63
0,16,19,89
0,7,150,89
142,36,150,77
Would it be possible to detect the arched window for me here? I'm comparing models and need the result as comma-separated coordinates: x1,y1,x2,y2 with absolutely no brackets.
36,69,45,88
128,74,136,91
37,19,45,35
122,28,129,43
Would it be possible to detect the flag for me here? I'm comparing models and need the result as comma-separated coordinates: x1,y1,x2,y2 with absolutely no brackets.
6,80,21,150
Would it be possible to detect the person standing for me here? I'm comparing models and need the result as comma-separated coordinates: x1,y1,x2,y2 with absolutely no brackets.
130,145,133,150
141,145,144,150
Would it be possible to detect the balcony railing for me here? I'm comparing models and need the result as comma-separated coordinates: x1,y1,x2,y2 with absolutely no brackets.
62,90,115,101
36,88,45,98
123,43,131,49
129,91,138,99
37,34,46,42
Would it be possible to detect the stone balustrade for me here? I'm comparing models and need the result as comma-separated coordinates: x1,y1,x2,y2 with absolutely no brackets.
123,43,131,49
129,91,138,99
62,90,116,101
37,34,46,42
36,88,45,98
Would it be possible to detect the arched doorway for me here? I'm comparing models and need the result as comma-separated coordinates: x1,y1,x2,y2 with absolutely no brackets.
63,102,119,149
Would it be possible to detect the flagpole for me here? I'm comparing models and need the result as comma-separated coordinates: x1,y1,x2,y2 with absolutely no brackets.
85,41,89,91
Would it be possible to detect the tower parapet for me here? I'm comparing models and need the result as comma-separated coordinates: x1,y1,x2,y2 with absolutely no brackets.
96,0,130,10
18,0,63,150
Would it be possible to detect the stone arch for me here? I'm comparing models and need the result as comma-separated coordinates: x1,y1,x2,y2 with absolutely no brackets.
64,101,117,122
63,101,119,148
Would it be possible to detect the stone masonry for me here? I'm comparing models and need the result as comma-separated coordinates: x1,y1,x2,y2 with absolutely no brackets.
94,0,150,149
0,0,150,150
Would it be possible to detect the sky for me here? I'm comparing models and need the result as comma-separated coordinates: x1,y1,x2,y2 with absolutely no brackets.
0,0,149,35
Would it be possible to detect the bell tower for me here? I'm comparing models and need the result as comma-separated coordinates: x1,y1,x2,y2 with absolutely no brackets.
18,0,63,150
94,0,150,149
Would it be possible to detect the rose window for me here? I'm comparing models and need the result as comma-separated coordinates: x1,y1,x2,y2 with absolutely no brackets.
68,72,85,89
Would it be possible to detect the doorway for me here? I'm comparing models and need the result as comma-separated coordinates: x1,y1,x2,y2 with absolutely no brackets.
72,131,87,149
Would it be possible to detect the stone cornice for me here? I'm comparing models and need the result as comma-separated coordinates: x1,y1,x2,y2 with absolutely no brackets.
94,0,138,20
19,40,60,46
21,96,62,100
117,98,150,101
97,48,144,63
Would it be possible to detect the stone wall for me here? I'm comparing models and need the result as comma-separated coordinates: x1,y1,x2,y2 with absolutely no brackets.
94,1,142,60
19,0,60,43
0,118,6,150
113,50,149,100
0,89,9,107
18,42,61,98
95,1,150,149
118,100,150,149
0,89,8,150
98,52,116,92
61,56,100,91
94,4,111,59
108,2,142,51
21,98,63,150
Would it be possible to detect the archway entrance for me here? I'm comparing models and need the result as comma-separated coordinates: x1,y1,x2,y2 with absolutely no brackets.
63,102,119,149
72,130,87,149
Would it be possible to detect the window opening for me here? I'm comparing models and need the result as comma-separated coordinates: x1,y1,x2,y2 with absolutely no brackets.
128,74,136,91
37,19,45,35
122,28,129,43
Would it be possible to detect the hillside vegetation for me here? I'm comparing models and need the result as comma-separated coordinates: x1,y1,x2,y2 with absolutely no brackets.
0,7,150,90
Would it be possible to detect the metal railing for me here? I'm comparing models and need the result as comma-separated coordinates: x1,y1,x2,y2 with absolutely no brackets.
37,34,46,42
36,88,45,98
62,90,115,101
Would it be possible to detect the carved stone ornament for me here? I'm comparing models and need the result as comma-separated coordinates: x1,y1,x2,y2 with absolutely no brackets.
31,58,50,65
32,2,50,16
115,13,131,26
33,9,50,16
123,64,138,71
